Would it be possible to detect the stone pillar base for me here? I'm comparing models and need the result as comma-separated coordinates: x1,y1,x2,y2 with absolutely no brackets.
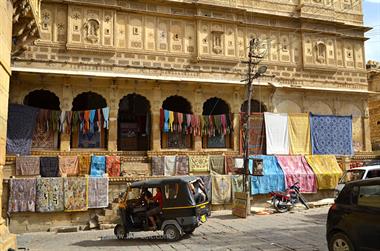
0,225,16,251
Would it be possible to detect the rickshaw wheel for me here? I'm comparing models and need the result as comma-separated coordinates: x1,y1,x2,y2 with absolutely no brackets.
164,225,181,241
114,224,127,240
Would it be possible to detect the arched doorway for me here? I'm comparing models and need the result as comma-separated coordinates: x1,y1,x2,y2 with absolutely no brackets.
24,89,60,149
240,99,267,113
118,94,151,151
202,97,232,148
71,92,108,149
161,95,192,149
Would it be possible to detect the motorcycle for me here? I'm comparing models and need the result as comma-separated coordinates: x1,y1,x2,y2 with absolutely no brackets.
269,181,310,213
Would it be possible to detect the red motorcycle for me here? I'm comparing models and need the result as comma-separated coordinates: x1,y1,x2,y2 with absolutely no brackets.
269,181,310,213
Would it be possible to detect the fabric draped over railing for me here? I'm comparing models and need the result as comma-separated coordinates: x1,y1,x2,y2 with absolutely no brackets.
288,113,311,155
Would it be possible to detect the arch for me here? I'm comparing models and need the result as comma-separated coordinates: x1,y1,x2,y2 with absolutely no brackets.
274,100,302,113
241,99,267,113
72,91,107,111
23,89,60,110
202,97,230,115
307,101,333,115
162,95,192,114
118,93,151,151
338,103,362,117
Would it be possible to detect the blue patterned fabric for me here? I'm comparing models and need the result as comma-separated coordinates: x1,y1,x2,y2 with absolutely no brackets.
6,104,39,155
163,110,170,133
90,156,106,177
310,114,353,155
249,155,285,195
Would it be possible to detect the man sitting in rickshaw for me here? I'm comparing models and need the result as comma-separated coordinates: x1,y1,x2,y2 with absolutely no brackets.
144,187,163,230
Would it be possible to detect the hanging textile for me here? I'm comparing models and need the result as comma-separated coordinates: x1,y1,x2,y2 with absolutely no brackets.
120,158,150,177
202,114,233,136
63,177,88,211
164,156,176,176
6,104,39,155
15,156,40,176
199,175,212,201
161,109,200,135
288,113,311,155
240,113,266,155
102,107,110,129
8,178,37,213
304,155,343,190
209,155,225,175
32,125,57,149
231,175,244,199
36,177,64,212
189,155,209,173
59,155,79,176
90,155,106,177
88,177,109,208
276,156,317,193
40,156,59,177
249,155,285,195
211,175,232,205
106,156,121,177
225,156,235,174
151,156,165,176
78,155,91,176
310,114,353,155
175,156,189,175
264,112,289,155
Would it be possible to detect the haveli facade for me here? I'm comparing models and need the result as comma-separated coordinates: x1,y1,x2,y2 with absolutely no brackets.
2,0,376,234
368,61,380,151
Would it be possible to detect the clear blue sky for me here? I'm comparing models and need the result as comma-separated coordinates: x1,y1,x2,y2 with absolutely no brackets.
364,0,380,61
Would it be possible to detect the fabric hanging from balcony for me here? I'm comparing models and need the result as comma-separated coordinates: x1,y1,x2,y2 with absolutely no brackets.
164,156,176,176
36,177,64,212
199,175,212,202
8,178,37,213
175,156,189,175
201,114,233,136
63,177,88,212
161,109,201,136
211,175,232,205
151,156,165,176
15,156,40,176
106,156,121,177
264,112,289,155
288,113,311,155
90,155,106,177
189,155,209,173
231,175,244,199
40,156,59,177
88,177,109,208
242,113,266,155
209,155,225,175
78,155,91,176
59,156,79,176
310,114,353,155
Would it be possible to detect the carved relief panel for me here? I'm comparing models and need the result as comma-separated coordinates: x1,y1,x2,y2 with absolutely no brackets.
184,23,196,54
344,42,354,68
225,25,236,57
270,33,279,61
354,42,364,69
336,40,344,66
145,16,156,51
55,7,67,43
157,19,169,51
199,22,210,55
302,34,337,68
280,34,291,62
128,15,143,49
103,11,114,47
170,21,184,52
116,14,126,48
237,28,246,58
40,4,54,41
68,7,83,43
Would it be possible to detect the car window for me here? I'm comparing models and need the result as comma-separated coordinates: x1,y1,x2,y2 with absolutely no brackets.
339,170,365,184
366,170,380,179
336,186,353,205
164,184,179,200
358,185,380,208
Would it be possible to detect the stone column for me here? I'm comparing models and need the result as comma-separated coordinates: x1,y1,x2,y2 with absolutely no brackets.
363,100,372,152
151,84,161,152
0,0,16,249
232,89,241,152
107,80,118,151
193,88,202,151
60,80,72,151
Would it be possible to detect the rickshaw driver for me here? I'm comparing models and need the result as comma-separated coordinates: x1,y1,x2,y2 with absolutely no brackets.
145,187,163,230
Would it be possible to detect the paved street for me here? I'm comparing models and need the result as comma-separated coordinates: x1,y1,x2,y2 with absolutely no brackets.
17,206,329,251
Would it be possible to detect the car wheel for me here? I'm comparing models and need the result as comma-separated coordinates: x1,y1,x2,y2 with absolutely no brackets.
164,225,181,241
328,232,354,251
114,224,127,240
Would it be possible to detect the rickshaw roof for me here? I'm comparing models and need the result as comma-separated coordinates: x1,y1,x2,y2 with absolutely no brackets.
130,176,199,188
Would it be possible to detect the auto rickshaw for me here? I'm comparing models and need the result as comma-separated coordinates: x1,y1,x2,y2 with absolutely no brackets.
114,176,210,241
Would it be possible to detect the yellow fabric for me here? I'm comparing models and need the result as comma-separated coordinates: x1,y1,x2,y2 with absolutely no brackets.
352,117,363,152
288,113,311,154
169,111,174,132
304,155,343,190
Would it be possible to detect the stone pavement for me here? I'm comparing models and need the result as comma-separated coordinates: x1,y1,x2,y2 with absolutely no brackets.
17,206,329,251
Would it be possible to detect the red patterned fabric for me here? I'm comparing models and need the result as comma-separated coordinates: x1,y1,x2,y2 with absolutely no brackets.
106,156,121,177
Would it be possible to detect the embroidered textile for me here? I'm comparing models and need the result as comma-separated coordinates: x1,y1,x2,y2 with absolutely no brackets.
59,156,79,176
189,155,209,173
40,156,59,177
8,178,37,213
164,156,176,176
106,156,121,177
231,175,244,198
209,155,225,175
151,156,165,176
175,156,189,175
16,156,40,176
211,175,232,204
36,178,64,212
88,177,109,208
121,158,150,177
78,155,91,175
225,156,235,174
242,113,266,154
90,156,106,177
288,113,311,154
63,177,88,211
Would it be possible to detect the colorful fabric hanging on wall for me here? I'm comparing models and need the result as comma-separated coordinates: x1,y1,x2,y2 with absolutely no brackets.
276,155,317,193
161,109,201,136
7,104,39,155
249,155,285,195
40,156,59,177
90,156,106,177
59,156,79,176
151,156,165,176
310,114,353,155
8,178,37,213
88,177,109,208
225,156,235,174
15,156,40,176
63,177,88,211
120,157,150,177
246,113,266,155
209,155,225,175
264,112,289,155
231,175,244,199
164,156,176,176
36,177,64,212
199,175,212,201
106,156,121,177
211,175,232,205
78,155,91,176
288,113,311,155
304,155,343,190
175,156,189,175
189,155,209,173
201,114,234,136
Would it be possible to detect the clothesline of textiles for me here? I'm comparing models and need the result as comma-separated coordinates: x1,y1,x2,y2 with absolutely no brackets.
160,108,234,136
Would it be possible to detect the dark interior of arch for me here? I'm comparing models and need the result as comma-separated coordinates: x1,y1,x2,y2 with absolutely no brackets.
202,97,230,115
118,93,150,116
72,92,107,111
241,99,267,113
23,90,60,110
162,95,192,114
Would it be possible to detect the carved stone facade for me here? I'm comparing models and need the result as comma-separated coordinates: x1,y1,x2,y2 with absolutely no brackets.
368,61,380,151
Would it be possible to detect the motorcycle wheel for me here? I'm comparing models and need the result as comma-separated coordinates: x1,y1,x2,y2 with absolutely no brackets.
272,198,289,213
298,194,310,209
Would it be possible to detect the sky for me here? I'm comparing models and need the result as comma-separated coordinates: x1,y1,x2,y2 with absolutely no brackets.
364,0,380,61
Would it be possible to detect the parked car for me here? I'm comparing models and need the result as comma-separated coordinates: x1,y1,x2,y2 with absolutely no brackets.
334,165,380,197
326,178,380,251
